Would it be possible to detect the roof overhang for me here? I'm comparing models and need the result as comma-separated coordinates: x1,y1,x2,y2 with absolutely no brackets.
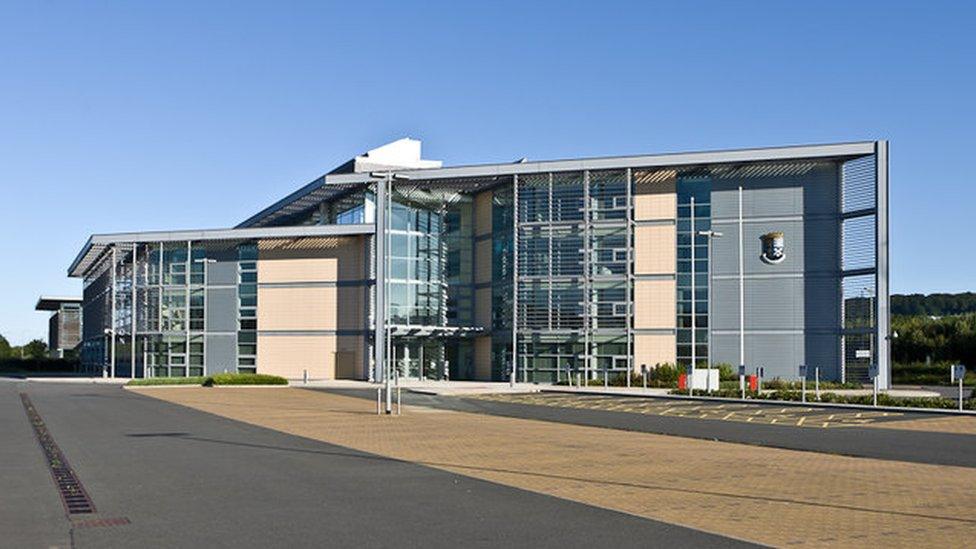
36,296,83,311
68,223,374,278
238,141,879,229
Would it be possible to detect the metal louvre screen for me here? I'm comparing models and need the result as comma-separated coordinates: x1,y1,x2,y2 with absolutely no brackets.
840,154,878,383
515,169,631,383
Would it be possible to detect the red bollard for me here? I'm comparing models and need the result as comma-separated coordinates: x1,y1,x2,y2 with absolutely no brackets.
747,375,758,392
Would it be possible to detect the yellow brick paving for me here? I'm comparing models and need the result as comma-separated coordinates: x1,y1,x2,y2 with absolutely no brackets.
135,387,976,547
865,414,976,435
475,393,906,429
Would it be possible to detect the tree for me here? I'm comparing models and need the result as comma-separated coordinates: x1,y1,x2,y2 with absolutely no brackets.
0,334,10,359
22,339,48,359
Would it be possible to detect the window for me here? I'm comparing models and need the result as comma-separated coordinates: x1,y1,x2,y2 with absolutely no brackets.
237,243,258,372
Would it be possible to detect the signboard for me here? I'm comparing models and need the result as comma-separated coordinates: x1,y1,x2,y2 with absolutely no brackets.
685,364,694,376
798,365,807,378
868,364,879,379
738,365,746,377
855,349,871,359
951,364,966,382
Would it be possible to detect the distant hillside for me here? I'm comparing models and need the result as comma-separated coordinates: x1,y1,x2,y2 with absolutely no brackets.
892,292,976,316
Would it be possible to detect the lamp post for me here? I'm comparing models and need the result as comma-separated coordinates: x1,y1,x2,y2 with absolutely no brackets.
698,229,723,393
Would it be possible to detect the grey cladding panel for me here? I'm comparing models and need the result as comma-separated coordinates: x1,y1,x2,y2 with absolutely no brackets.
208,250,239,286
207,287,238,333
747,334,804,380
206,334,237,374
709,333,811,380
743,277,804,331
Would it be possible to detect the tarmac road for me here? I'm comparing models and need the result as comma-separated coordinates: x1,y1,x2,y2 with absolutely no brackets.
0,379,753,548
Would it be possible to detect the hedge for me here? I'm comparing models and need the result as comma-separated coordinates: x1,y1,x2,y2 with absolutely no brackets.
203,373,288,386
127,373,288,387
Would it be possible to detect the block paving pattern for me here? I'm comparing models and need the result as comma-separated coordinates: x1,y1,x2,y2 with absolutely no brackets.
475,392,907,428
137,387,976,548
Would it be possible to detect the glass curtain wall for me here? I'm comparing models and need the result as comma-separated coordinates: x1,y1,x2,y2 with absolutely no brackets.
516,170,631,383
676,177,711,369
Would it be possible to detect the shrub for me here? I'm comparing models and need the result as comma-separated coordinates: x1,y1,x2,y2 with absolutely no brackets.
669,388,976,410
715,363,736,381
127,376,207,386
892,361,975,386
203,373,288,386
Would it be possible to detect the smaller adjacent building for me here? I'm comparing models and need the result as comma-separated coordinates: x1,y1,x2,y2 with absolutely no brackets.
35,296,83,358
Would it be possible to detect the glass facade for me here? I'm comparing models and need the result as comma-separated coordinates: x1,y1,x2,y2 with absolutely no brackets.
516,169,631,383
75,145,885,385
237,243,258,373
676,177,711,369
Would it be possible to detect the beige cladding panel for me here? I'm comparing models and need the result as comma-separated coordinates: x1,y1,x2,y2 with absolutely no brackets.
633,174,676,221
475,240,492,284
336,335,364,379
475,287,492,329
474,191,493,236
258,236,364,283
634,225,676,275
634,334,676,368
257,335,336,379
258,287,336,331
634,279,676,329
474,336,492,381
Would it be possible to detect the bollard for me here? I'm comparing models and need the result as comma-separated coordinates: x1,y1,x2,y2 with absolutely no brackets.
303,369,308,385
397,384,402,415
604,368,609,388
800,366,807,403
815,366,820,401
376,387,381,415
739,364,745,400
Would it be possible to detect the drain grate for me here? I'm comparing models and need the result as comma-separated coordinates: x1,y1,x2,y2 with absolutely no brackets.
20,393,97,515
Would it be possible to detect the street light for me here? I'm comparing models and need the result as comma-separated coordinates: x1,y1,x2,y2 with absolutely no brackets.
697,230,723,393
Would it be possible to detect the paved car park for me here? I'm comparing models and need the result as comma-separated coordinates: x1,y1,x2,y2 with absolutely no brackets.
0,379,752,548
471,392,910,429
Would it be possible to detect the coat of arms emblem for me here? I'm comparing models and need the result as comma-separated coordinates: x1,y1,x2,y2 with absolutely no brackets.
760,231,785,264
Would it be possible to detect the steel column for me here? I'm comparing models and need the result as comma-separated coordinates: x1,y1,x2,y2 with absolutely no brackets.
875,141,890,389
131,243,137,379
374,176,388,387
511,174,519,387
109,246,117,378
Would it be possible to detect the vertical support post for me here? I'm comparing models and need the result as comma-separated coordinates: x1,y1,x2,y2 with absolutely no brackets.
690,196,697,381
186,240,191,377
706,231,713,393
873,374,878,407
738,185,745,372
959,375,964,412
131,243,137,379
875,140,890,390
582,171,590,384
511,174,519,387
801,368,807,403
109,246,117,378
626,168,633,388
815,365,821,400
375,174,388,393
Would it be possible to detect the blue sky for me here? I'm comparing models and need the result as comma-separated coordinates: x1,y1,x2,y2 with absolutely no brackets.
1,1,973,344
